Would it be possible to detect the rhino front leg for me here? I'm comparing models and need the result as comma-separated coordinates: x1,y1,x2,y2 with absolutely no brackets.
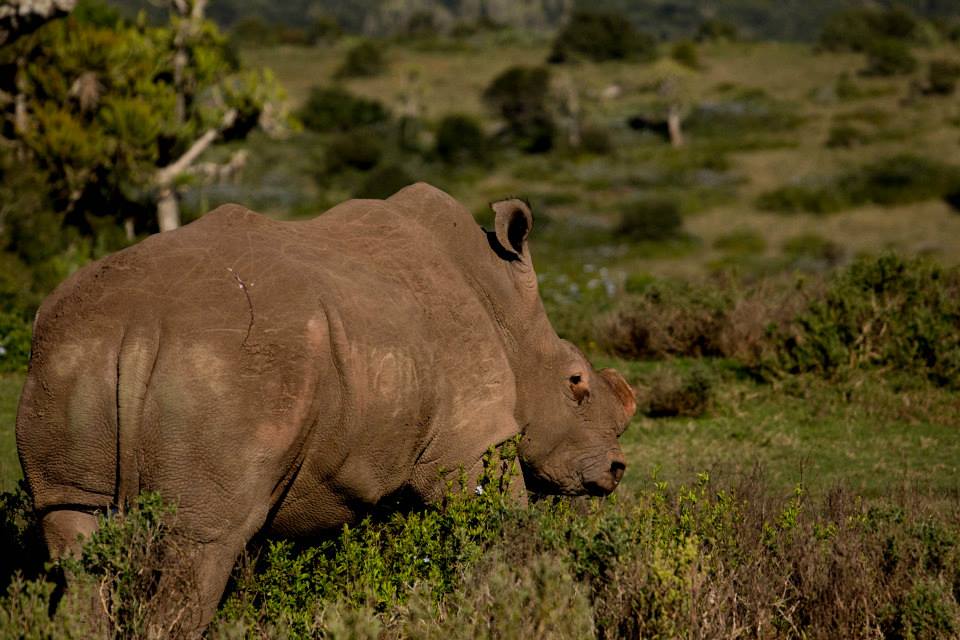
146,538,247,637
465,455,528,507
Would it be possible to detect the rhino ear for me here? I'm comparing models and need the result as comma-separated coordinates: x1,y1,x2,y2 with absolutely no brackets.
489,198,533,261
599,368,637,427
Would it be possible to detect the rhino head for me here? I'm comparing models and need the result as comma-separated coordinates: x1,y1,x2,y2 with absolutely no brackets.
483,198,637,496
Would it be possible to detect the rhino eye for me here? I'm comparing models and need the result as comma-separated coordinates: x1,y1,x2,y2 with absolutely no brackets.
569,374,582,385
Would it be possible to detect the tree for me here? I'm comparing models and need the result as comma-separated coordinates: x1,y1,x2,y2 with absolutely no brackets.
548,10,657,64
482,65,555,153
1,0,281,235
0,0,77,47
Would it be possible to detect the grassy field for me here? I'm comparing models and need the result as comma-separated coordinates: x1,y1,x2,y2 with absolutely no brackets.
0,374,21,492
239,38,960,280
6,35,960,501
3,29,960,638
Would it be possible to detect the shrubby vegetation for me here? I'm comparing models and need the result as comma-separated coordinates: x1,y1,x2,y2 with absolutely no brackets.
297,86,390,133
3,2,960,636
482,66,555,153
926,59,960,95
597,254,960,389
682,87,804,146
758,155,960,214
548,10,658,64
2,461,958,638
434,114,488,165
616,197,685,243
818,6,923,53
335,40,387,79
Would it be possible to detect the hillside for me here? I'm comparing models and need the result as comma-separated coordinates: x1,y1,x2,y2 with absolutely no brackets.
105,0,960,39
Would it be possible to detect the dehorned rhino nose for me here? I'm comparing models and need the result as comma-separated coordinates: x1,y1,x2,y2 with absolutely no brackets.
584,452,628,496
610,457,626,484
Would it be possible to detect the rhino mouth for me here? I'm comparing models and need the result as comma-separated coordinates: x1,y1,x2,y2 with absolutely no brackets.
582,460,625,496
520,455,626,497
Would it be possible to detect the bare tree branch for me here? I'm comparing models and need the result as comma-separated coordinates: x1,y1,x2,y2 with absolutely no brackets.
0,0,77,47
155,108,237,189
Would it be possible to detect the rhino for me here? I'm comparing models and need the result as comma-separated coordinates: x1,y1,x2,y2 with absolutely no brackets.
16,183,635,631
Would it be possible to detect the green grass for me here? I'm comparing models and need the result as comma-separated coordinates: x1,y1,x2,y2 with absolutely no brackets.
596,357,960,501
236,39,960,284
0,374,22,492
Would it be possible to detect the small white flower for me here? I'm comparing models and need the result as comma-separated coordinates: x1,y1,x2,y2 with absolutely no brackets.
0,345,6,357
422,556,430,564
474,485,484,496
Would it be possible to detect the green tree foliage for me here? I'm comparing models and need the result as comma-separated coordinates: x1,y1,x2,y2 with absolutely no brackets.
335,40,386,78
758,154,960,214
862,38,918,77
926,59,960,95
671,40,701,70
325,130,382,173
482,66,555,153
617,197,684,242
1,0,278,235
818,6,922,52
695,18,739,42
548,10,657,63
772,255,960,387
434,114,487,165
298,85,389,132
355,164,416,199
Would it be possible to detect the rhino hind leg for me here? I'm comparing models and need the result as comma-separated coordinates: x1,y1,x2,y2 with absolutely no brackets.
42,508,100,559
41,509,110,636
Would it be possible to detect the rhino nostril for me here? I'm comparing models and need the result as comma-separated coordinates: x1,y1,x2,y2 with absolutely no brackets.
610,460,626,483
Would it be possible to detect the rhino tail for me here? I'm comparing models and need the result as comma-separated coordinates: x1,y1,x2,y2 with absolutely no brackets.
115,324,160,511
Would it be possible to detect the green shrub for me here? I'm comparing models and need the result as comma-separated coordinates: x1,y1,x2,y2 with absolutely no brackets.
757,180,854,214
305,15,342,45
819,6,921,52
0,483,44,591
670,40,700,70
713,228,766,257
684,88,803,142
3,464,960,638
298,86,389,133
64,493,200,637
355,164,415,199
695,18,738,43
926,59,960,96
0,312,31,373
434,114,487,165
862,38,918,77
639,365,714,418
851,155,960,206
782,233,843,267
771,254,960,387
617,197,684,242
834,72,865,100
482,66,555,153
335,40,386,79
579,125,613,155
595,279,728,359
217,446,523,635
826,122,869,148
881,578,960,639
758,155,960,214
548,10,657,63
324,130,382,173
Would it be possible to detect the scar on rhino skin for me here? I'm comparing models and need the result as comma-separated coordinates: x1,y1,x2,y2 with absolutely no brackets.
227,267,255,346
